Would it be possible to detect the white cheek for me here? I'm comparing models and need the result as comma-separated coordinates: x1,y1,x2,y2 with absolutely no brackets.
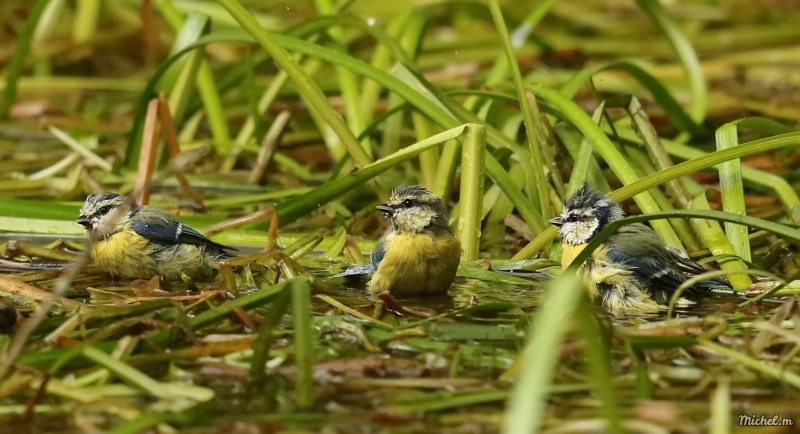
94,214,118,236
561,220,599,245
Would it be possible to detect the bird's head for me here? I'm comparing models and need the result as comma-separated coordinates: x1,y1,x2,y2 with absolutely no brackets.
376,185,450,234
549,184,625,245
77,193,136,240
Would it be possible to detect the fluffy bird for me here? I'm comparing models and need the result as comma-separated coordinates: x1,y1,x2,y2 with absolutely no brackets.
549,184,729,313
77,193,235,282
337,185,462,296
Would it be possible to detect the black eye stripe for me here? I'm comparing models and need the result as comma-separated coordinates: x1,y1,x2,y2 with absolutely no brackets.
91,204,114,218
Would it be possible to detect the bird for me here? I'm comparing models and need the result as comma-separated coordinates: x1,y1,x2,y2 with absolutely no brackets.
336,185,462,296
549,183,730,314
76,193,236,282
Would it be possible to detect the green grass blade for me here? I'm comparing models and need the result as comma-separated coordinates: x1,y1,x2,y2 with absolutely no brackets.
275,125,468,226
485,154,547,235
0,0,50,118
216,0,387,198
688,193,750,289
715,122,750,262
613,125,800,224
249,289,292,382
72,0,101,43
566,104,605,197
154,1,233,155
291,278,314,408
314,0,372,159
637,0,707,126
575,299,622,434
482,0,558,87
501,273,584,434
559,60,702,136
488,0,551,218
710,376,730,434
458,124,487,261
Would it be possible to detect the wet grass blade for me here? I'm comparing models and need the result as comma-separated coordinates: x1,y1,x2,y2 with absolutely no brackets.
250,288,292,383
575,298,622,434
689,193,750,288
502,273,584,434
710,375,731,434
457,124,486,261
715,122,751,262
699,339,800,389
83,345,214,401
189,278,300,330
291,277,314,408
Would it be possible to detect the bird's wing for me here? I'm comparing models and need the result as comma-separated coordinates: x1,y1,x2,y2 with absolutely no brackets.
604,224,696,297
370,236,386,268
332,236,385,278
130,207,236,254
604,247,689,294
333,264,376,277
665,246,731,289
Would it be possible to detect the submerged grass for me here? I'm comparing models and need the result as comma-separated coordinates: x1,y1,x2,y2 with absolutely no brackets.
2,0,800,432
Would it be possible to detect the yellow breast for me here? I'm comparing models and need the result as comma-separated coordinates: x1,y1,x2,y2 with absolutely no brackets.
369,232,461,296
91,230,159,279
561,243,588,270
561,242,602,300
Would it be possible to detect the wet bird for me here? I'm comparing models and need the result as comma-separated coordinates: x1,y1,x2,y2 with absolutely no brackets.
77,193,236,282
337,185,462,296
549,184,730,314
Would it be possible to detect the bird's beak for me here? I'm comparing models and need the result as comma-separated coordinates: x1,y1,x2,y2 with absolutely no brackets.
76,216,91,228
548,216,563,227
376,204,394,215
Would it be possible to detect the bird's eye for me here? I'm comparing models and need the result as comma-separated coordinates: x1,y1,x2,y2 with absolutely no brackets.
97,205,113,215
566,214,579,223
402,199,414,208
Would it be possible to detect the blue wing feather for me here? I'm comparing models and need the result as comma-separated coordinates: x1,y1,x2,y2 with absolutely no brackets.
604,247,693,296
371,237,386,268
130,207,235,257
333,237,384,278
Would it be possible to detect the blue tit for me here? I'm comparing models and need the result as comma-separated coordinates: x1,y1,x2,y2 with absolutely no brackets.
77,193,236,282
337,185,462,296
549,184,730,314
